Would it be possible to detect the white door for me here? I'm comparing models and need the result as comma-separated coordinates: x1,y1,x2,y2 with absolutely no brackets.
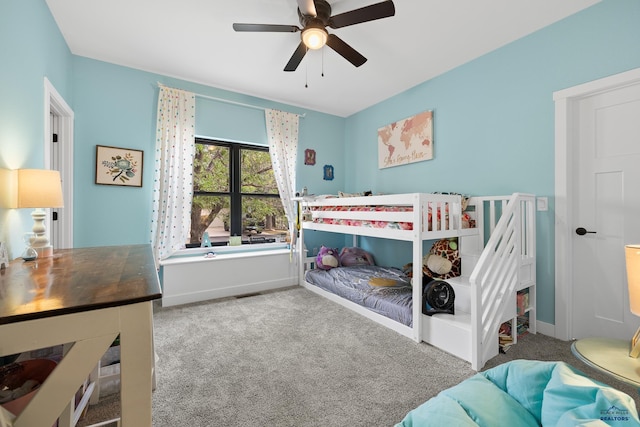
571,81,640,339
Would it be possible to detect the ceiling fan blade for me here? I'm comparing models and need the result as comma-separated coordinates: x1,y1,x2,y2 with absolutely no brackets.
297,0,317,17
233,23,300,33
329,1,395,29
326,34,367,67
284,42,308,72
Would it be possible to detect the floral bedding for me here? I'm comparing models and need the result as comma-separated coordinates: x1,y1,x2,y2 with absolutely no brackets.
311,205,413,229
309,205,474,230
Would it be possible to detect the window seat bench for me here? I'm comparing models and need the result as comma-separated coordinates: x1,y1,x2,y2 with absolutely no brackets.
159,243,297,307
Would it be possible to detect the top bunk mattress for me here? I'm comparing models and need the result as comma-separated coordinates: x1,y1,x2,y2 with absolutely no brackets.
305,265,413,327
298,193,476,239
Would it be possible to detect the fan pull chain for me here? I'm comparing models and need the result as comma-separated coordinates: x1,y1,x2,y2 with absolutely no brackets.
321,47,325,77
305,63,308,88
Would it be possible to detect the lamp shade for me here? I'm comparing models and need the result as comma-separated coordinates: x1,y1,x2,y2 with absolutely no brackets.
625,245,640,316
16,169,64,208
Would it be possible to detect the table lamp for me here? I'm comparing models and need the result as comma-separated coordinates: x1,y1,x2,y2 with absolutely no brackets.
625,244,640,357
17,169,64,259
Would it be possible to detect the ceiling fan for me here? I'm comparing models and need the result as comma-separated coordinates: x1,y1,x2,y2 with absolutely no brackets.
232,0,395,72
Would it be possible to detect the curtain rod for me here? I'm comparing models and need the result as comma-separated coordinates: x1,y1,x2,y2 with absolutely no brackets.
157,83,305,118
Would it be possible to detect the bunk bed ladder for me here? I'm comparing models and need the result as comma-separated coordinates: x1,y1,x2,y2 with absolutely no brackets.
468,193,536,370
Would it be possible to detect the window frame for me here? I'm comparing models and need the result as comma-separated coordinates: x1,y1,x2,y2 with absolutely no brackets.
194,137,280,241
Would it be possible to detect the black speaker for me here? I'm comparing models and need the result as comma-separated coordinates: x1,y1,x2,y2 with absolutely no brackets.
422,278,455,316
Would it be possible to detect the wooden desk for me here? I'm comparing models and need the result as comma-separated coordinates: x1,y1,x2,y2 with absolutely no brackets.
0,245,161,427
572,337,640,389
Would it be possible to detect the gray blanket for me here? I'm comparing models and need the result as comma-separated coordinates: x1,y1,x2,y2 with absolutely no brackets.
305,265,413,326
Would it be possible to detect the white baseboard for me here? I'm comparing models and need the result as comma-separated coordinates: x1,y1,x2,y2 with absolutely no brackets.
535,320,556,338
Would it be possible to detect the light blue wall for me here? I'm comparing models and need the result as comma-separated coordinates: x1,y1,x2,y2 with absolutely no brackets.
71,57,345,249
342,0,640,324
0,0,73,258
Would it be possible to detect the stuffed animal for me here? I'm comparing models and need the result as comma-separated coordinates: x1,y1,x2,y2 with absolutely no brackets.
425,254,452,276
423,238,461,280
339,247,375,267
316,246,340,270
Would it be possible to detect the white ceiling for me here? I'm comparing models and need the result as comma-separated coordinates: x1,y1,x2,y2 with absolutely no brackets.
45,0,600,117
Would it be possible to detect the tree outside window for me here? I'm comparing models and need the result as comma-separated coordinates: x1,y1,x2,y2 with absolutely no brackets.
190,138,287,246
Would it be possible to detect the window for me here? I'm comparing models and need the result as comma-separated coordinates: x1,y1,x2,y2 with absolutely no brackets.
190,138,287,246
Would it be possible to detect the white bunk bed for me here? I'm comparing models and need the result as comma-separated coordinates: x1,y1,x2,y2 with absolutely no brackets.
296,192,537,371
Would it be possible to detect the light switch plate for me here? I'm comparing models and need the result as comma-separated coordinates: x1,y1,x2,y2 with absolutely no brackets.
536,197,548,211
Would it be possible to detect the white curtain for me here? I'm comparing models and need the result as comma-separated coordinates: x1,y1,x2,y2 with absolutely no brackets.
150,86,196,264
265,109,299,242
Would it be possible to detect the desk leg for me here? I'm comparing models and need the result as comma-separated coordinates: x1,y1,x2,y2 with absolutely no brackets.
119,302,154,427
59,343,74,427
0,407,16,425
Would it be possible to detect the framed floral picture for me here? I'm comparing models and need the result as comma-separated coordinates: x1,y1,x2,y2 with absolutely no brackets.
95,145,143,187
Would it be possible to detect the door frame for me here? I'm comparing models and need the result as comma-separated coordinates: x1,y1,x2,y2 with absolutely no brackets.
44,77,74,249
554,67,640,341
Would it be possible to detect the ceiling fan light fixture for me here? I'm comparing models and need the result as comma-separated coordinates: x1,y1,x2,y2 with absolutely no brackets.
233,0,396,71
302,27,328,50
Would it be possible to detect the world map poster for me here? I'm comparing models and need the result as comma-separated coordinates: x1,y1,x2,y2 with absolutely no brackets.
377,110,433,169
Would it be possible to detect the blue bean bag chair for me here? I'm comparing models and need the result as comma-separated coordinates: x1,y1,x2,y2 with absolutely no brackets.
396,360,640,427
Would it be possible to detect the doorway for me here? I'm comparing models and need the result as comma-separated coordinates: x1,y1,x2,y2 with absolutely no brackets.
44,77,74,249
554,67,640,341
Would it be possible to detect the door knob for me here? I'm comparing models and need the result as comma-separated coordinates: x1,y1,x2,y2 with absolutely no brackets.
575,227,596,236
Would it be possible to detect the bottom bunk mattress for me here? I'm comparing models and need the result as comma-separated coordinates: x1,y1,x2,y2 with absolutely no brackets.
304,265,413,327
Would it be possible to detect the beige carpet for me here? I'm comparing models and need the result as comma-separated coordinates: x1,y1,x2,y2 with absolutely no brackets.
78,287,640,426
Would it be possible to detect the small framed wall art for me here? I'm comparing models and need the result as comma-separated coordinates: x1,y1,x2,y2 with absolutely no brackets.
96,145,144,187
304,149,316,165
323,165,334,181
